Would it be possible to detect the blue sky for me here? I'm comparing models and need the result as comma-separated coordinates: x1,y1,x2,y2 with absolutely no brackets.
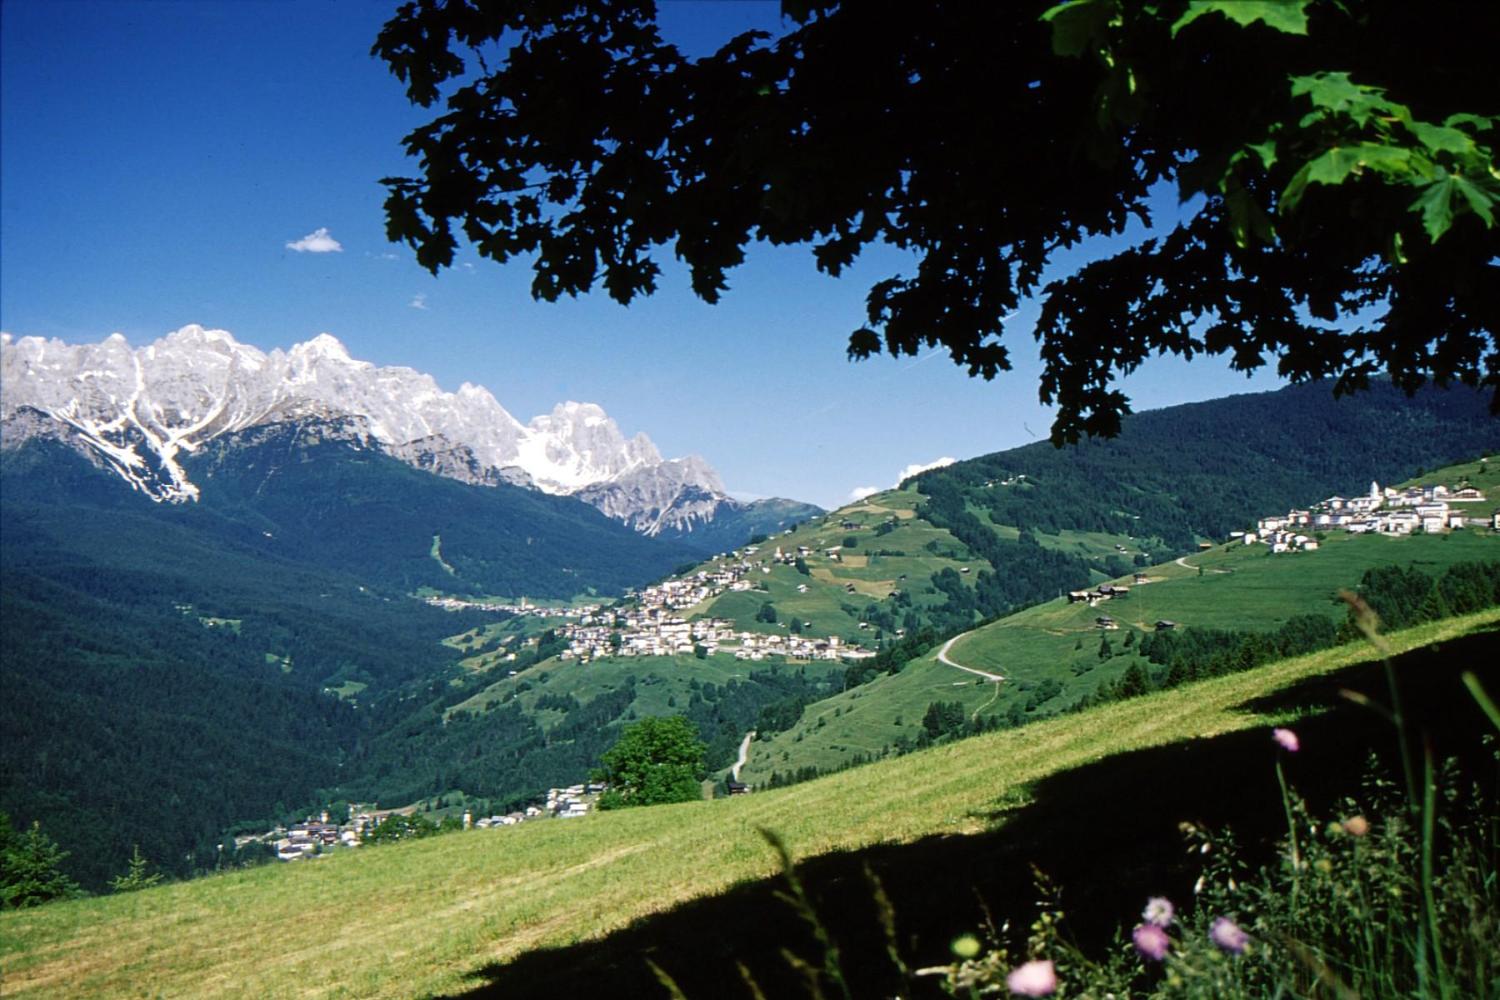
0,0,1285,509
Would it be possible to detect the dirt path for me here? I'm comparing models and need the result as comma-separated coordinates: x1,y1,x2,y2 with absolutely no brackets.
1176,554,1229,573
935,635,1004,682
731,730,755,781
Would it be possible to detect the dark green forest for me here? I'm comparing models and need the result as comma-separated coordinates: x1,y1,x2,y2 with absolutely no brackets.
0,426,697,890
0,431,834,890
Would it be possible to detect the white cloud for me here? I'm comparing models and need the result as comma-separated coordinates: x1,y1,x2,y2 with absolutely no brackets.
845,456,958,505
896,456,957,484
409,293,429,310
285,227,343,253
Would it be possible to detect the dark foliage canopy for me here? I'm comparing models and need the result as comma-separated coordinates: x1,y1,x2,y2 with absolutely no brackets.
374,0,1498,441
596,715,706,808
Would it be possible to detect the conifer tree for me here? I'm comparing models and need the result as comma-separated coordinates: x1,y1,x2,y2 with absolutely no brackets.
108,845,163,893
1,818,80,908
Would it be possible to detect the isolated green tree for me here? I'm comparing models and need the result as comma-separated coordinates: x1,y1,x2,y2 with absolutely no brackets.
756,602,779,624
1,818,80,908
375,0,1498,441
364,813,439,844
1113,662,1151,699
596,716,706,809
108,845,163,893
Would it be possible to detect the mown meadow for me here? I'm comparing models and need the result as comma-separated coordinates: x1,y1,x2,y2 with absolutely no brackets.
3,609,1495,999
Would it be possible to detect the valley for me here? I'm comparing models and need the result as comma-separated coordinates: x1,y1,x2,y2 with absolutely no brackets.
5,6,1497,995
4,360,1498,893
2,358,1498,997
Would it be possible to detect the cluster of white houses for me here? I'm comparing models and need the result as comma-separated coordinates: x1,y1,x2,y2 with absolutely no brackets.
552,545,875,664
249,785,608,861
424,594,604,619
1236,481,1495,552
472,783,605,827
423,541,873,665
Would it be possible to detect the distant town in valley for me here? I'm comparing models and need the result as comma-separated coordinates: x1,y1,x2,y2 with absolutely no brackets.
427,539,880,667
244,783,609,862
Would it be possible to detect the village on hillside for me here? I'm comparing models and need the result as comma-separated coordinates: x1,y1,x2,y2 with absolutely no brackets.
1236,479,1498,553
427,540,878,666
242,783,609,862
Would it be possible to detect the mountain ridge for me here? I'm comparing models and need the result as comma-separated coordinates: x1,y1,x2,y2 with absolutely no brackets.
0,325,821,540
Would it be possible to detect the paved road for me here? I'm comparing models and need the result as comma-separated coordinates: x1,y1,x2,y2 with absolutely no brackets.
935,635,1004,682
731,730,755,781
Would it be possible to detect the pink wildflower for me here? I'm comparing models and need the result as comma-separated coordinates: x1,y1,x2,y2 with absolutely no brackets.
1132,922,1170,961
1272,727,1300,753
1142,896,1175,927
1006,959,1058,996
1343,815,1369,837
1210,916,1250,954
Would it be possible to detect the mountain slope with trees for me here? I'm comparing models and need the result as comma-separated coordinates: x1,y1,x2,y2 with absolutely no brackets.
0,425,700,889
909,380,1499,623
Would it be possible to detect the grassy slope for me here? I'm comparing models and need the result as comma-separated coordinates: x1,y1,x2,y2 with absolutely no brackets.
698,486,990,628
742,526,1497,782
450,652,844,722
3,609,1495,999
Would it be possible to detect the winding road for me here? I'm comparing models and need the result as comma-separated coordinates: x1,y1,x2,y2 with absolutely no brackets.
730,730,755,781
935,635,1004,682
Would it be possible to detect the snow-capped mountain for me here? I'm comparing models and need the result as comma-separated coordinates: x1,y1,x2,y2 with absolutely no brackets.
0,324,813,537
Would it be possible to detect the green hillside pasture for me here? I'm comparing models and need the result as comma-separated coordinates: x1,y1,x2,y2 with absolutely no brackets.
742,530,1496,782
975,509,1156,566
1395,455,1500,504
441,622,511,654
441,615,586,674
743,657,1005,780
699,487,989,631
954,529,1498,675
4,611,1494,1000
449,651,843,722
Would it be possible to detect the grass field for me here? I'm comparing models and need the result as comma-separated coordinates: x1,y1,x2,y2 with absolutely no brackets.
742,528,1496,782
696,485,991,633
4,610,1495,999
448,650,844,721
1395,456,1498,502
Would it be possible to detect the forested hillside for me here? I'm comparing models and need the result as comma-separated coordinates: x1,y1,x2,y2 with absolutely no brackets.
0,430,698,889
912,380,1499,621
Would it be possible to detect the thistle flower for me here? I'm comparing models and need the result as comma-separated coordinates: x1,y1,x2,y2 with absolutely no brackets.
1006,959,1058,996
1210,917,1250,954
1343,815,1369,837
1132,922,1170,961
1272,727,1300,753
1141,896,1175,927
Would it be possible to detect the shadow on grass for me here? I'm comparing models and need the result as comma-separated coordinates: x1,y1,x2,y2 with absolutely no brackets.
438,627,1499,1000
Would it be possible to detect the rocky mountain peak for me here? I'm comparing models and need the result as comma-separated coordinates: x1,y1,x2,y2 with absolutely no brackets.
0,325,765,535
